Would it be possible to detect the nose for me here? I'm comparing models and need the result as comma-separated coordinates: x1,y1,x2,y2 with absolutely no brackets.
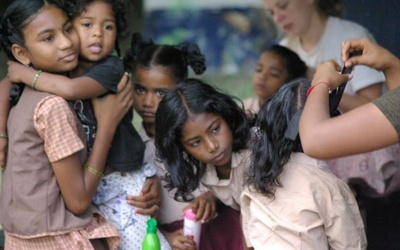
93,26,103,38
59,34,73,50
205,137,219,153
143,93,155,108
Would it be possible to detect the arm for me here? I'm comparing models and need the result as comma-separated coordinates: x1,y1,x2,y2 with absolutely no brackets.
7,60,107,100
339,82,382,112
0,77,11,169
299,60,398,159
342,38,400,91
52,74,133,215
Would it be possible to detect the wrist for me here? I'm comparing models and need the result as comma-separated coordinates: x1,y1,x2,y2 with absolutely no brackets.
307,82,331,97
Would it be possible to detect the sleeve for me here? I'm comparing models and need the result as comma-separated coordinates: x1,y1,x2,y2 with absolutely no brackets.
34,96,85,162
318,184,367,249
85,56,124,93
240,190,253,248
373,87,400,136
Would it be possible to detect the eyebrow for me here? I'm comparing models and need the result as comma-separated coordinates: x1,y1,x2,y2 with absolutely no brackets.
184,118,219,143
37,19,70,37
133,83,170,92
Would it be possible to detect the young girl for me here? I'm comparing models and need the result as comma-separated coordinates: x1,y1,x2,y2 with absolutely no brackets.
0,0,132,248
243,44,307,114
4,1,163,249
263,0,385,112
155,78,252,249
241,78,367,249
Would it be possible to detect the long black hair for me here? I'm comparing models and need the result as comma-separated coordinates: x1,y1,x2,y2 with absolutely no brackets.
245,78,309,198
0,0,65,105
124,32,206,81
155,78,250,201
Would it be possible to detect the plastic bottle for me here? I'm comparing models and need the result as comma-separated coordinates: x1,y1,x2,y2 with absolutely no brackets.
183,208,202,249
142,218,161,250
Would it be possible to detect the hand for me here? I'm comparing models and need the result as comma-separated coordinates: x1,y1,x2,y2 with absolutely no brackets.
92,73,133,130
7,60,27,83
342,38,400,73
313,60,352,89
126,176,161,216
182,191,217,223
163,229,197,250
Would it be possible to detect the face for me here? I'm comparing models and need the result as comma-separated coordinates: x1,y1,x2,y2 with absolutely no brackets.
72,1,117,62
16,4,79,73
263,0,315,36
133,66,177,124
180,113,233,169
252,51,289,102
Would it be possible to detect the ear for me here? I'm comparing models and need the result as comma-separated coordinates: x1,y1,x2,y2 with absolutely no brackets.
11,44,31,65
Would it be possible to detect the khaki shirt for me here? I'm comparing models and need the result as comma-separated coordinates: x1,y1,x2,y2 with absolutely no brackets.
241,153,367,249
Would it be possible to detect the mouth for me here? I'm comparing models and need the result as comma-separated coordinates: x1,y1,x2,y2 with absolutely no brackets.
139,111,155,118
282,23,293,32
88,43,102,53
213,151,225,163
60,51,77,62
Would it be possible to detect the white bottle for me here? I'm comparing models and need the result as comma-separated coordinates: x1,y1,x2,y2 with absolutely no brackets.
183,208,201,249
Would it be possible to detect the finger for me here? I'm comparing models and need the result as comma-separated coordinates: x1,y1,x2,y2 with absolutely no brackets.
135,205,158,216
117,73,129,92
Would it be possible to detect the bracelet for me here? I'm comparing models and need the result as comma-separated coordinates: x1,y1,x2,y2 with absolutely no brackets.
84,165,104,178
31,70,42,90
0,133,8,139
306,82,331,97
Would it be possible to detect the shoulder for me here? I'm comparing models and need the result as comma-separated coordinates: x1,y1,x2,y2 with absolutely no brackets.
327,17,374,39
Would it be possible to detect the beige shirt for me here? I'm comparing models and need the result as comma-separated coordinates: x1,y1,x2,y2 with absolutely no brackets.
241,153,367,250
201,150,251,211
243,97,260,114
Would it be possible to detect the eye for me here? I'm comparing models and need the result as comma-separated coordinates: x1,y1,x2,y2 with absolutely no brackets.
277,0,289,10
43,35,54,42
212,124,221,134
104,24,115,30
83,22,92,28
134,85,145,94
189,139,201,147
156,90,166,97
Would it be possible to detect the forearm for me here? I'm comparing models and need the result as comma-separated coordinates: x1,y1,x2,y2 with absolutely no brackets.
0,77,12,134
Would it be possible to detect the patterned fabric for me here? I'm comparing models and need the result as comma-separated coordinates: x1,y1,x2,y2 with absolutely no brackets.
4,210,120,250
34,95,84,163
93,164,170,250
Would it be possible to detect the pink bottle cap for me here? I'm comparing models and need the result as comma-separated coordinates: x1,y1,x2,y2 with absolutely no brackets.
184,208,196,221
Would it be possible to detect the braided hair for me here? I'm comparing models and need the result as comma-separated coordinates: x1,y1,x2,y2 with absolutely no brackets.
124,32,206,81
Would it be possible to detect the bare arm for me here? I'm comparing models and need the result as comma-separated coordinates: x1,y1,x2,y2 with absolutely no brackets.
339,82,382,112
299,60,398,159
0,77,11,168
7,60,107,100
52,74,133,215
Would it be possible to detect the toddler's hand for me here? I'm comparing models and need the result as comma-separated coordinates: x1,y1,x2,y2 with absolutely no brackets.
126,176,161,216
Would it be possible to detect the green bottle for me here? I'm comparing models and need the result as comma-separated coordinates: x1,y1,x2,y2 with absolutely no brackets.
142,218,161,250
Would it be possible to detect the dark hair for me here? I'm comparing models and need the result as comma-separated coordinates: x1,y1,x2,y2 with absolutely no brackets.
63,0,128,56
267,45,307,81
0,0,65,105
316,0,343,17
124,32,206,81
245,78,310,198
155,78,250,201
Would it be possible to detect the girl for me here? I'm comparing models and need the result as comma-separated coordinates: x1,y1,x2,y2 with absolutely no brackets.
125,33,243,250
263,0,385,112
242,78,367,249
243,44,307,114
155,78,252,249
3,1,163,249
0,0,132,248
